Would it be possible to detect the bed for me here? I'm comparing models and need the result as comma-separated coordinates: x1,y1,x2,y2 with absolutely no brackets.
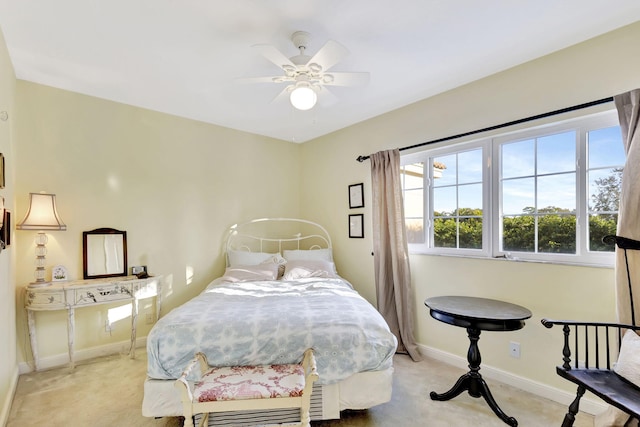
142,218,398,424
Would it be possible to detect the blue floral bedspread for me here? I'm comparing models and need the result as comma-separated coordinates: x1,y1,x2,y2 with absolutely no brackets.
146,278,398,384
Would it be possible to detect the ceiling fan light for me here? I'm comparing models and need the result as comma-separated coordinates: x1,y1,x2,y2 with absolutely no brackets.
290,86,317,110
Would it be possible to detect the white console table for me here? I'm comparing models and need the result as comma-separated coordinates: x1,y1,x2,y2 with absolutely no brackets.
24,275,161,371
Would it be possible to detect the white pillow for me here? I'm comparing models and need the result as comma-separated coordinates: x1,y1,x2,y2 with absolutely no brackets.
614,329,640,387
220,264,279,282
227,250,283,267
282,248,333,262
282,260,337,281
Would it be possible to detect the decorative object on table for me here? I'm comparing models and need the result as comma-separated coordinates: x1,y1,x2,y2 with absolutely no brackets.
83,228,127,279
349,183,364,208
16,192,66,286
52,265,68,282
349,214,364,238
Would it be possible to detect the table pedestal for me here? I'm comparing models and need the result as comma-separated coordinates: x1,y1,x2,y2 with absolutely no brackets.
430,327,517,427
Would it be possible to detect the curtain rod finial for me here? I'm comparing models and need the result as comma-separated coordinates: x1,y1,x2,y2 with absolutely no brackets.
356,155,368,163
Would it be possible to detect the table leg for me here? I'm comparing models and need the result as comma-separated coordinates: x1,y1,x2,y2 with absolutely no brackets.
26,310,40,371
129,297,138,359
430,327,518,427
67,307,75,369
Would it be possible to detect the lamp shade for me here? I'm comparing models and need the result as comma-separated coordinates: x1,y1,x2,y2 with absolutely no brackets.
290,85,317,111
16,193,66,231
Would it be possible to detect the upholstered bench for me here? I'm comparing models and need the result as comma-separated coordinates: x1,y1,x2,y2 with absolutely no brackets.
174,349,318,427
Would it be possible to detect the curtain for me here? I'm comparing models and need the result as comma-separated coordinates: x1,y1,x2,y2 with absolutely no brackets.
594,89,640,427
370,149,421,361
614,89,640,325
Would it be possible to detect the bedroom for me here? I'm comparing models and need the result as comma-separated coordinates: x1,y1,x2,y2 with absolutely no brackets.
0,2,640,426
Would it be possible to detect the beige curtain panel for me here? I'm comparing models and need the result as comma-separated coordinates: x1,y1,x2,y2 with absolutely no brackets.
370,149,421,361
614,89,640,326
594,89,640,427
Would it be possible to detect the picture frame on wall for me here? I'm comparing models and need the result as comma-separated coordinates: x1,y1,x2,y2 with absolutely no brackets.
1,210,9,246
349,214,364,238
349,183,364,208
0,153,5,189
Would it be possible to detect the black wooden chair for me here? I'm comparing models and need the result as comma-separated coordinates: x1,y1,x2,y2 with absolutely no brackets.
542,235,640,427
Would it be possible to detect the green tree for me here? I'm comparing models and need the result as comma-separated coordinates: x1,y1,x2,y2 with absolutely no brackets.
591,168,622,212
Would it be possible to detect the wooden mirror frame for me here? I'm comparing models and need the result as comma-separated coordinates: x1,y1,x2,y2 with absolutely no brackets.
82,228,128,279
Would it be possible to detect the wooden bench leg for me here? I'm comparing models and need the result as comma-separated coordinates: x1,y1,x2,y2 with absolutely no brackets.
561,385,585,427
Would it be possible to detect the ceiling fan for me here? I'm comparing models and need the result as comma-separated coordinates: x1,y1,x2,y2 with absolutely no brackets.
239,31,370,111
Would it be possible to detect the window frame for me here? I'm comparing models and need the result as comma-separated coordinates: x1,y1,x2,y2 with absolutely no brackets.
401,109,622,267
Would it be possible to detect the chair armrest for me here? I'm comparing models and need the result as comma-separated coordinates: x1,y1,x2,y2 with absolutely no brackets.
541,318,640,370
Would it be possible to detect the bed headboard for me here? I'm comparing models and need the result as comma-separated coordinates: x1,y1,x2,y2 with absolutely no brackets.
225,218,332,264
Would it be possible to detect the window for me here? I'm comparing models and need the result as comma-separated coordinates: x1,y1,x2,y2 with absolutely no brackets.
401,110,625,266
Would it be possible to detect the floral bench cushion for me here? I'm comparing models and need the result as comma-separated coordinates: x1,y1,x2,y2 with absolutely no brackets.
194,364,306,403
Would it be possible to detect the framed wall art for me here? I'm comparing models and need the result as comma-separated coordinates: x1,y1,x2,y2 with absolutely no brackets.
349,183,364,208
349,214,364,238
0,153,4,189
1,210,9,246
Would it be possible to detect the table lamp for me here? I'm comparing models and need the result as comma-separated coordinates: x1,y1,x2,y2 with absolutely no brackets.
17,192,66,286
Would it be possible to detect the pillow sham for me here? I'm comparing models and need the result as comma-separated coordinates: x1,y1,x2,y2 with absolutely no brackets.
220,264,279,283
227,250,283,267
282,260,337,281
282,248,333,262
614,329,640,387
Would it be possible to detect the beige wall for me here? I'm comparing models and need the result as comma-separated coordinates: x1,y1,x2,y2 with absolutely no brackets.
0,24,17,425
13,82,302,365
300,20,640,399
3,17,640,419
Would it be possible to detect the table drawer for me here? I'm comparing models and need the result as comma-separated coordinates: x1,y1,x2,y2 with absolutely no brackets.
25,289,65,309
71,283,133,306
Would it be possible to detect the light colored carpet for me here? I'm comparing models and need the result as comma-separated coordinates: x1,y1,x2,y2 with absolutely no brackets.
7,350,594,426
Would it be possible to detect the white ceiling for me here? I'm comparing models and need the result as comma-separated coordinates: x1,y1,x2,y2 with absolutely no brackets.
1,1,639,143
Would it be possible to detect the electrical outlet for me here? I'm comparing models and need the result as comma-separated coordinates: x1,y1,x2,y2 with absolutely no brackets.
509,341,521,359
145,313,154,324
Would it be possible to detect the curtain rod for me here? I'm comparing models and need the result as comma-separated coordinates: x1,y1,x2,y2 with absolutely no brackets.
355,96,614,162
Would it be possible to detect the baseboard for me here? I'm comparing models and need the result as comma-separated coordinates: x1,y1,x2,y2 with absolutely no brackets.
18,337,147,374
418,343,607,416
0,365,19,425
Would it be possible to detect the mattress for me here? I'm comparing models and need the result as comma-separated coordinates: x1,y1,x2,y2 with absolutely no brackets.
146,278,398,384
143,276,397,420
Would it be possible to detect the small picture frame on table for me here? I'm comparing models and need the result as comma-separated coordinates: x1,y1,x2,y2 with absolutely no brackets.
52,265,69,282
349,183,364,209
349,214,364,238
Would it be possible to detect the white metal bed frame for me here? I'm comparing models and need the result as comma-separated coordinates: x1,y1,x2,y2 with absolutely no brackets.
143,218,394,423
225,218,332,265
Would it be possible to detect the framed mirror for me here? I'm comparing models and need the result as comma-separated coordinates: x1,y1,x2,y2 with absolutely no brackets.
83,228,128,279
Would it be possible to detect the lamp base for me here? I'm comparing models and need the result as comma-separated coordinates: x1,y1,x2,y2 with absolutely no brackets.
27,281,52,288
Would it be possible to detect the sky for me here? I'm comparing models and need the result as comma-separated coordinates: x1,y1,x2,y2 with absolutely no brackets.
403,125,625,217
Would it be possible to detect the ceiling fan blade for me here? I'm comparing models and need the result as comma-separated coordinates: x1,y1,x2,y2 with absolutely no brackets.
252,44,295,69
270,85,293,104
317,86,339,107
308,39,349,71
323,72,370,87
235,76,294,84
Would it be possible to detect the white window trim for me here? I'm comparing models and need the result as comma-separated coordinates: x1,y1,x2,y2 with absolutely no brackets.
402,109,620,268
